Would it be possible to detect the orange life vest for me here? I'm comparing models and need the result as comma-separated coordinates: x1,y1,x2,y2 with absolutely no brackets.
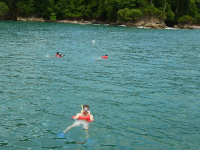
55,55,61,57
71,115,92,122
101,56,108,59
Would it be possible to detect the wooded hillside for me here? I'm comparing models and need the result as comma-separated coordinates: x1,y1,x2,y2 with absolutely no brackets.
0,0,200,25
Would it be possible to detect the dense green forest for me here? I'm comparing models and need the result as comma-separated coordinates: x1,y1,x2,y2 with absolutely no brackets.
0,0,200,25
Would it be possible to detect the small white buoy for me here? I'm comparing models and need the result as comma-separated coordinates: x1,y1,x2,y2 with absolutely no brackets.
92,40,95,44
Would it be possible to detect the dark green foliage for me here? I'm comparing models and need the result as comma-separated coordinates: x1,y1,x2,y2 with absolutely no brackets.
118,8,142,21
50,12,56,20
178,15,193,23
117,0,136,9
0,0,200,24
165,3,175,21
16,0,35,16
196,0,200,13
189,0,197,17
129,9,143,20
143,4,167,19
194,13,200,23
166,10,175,21
96,0,107,19
104,0,118,21
154,0,166,8
0,2,9,18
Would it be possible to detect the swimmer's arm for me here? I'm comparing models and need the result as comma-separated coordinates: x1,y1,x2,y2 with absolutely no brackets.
90,115,94,121
88,111,91,115
74,113,81,120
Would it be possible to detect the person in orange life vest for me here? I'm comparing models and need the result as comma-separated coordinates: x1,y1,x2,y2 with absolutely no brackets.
63,105,94,133
55,52,65,57
101,54,108,59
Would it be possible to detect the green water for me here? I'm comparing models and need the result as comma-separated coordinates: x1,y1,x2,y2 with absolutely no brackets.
0,21,200,150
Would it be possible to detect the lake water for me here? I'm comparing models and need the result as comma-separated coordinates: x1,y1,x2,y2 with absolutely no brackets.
0,21,200,150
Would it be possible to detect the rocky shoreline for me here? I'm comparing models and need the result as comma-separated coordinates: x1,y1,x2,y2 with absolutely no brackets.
46,20,200,30
15,16,200,30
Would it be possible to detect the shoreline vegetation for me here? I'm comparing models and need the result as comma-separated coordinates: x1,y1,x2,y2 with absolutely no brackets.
15,16,200,30
1,0,200,30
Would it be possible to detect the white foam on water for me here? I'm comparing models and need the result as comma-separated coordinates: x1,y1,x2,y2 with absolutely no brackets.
118,25,126,27
165,27,176,30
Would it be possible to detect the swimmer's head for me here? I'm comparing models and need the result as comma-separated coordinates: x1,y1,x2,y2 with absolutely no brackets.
83,105,90,113
105,54,108,56
56,52,60,55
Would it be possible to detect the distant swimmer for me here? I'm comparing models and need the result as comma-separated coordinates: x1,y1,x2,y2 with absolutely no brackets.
91,54,108,60
63,105,94,134
101,54,108,59
55,52,65,57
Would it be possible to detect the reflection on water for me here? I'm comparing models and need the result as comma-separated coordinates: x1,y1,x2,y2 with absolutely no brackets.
0,21,200,149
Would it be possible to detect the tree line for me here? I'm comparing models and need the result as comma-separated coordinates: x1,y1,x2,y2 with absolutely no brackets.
0,0,200,24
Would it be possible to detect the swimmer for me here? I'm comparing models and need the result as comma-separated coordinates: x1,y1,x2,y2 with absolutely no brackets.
55,52,65,57
101,54,108,59
63,105,94,134
92,54,108,59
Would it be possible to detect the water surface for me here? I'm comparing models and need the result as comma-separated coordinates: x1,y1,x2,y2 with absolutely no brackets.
0,21,200,149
